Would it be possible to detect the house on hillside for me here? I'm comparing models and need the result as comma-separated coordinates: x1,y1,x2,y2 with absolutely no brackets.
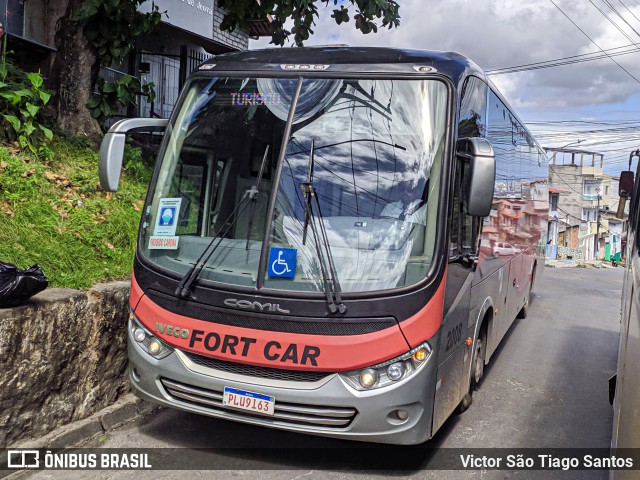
547,147,612,260
546,186,569,259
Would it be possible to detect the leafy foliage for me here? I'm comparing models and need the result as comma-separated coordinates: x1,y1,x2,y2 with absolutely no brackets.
75,0,163,67
0,36,53,157
218,0,401,46
75,0,161,130
87,75,156,130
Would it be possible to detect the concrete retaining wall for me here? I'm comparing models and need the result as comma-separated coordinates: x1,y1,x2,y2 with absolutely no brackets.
0,282,131,447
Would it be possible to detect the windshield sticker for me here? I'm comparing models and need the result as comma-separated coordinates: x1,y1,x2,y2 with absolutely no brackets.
148,236,179,250
268,247,297,278
153,198,182,236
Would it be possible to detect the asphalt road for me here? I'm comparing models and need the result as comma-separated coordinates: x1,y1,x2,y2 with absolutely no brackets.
23,266,625,479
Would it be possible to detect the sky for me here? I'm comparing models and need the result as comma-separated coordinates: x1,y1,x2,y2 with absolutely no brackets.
250,0,640,175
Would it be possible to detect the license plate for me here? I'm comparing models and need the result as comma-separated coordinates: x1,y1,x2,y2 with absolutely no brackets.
223,386,275,415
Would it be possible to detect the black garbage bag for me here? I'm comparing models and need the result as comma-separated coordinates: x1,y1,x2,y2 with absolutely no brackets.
0,262,48,308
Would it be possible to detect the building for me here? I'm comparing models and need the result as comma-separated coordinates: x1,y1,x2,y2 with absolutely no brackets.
603,175,628,262
0,0,57,73
547,147,610,261
3,0,270,119
546,186,569,259
134,0,269,118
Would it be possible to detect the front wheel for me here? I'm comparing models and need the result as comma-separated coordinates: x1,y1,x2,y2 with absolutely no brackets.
457,327,487,413
517,265,535,319
471,329,487,390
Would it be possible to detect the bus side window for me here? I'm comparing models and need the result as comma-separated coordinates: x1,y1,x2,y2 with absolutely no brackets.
450,159,478,257
451,76,486,257
632,163,640,252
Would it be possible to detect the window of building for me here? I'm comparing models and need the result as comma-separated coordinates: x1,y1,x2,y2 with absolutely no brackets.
0,0,25,37
582,208,597,222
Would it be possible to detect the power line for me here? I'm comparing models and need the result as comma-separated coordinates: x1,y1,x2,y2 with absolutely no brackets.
617,0,640,26
486,43,640,75
603,0,640,39
548,0,640,85
588,0,640,45
526,119,640,125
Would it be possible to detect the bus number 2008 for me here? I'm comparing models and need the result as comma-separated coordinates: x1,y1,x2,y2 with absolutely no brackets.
446,323,463,352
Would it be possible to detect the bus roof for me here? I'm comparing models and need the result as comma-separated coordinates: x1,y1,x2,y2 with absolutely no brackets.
200,46,485,84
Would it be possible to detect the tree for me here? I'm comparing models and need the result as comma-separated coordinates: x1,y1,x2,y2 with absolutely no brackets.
49,0,102,139
49,0,400,138
219,0,401,46
48,0,160,140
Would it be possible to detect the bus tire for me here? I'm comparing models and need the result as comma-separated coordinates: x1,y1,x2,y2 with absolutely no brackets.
471,327,487,391
517,264,535,319
456,393,473,413
457,324,488,413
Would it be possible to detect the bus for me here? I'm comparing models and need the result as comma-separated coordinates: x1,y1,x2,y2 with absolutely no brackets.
610,149,640,478
99,47,548,445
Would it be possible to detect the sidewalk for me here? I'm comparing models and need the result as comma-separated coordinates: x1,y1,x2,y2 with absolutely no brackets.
545,258,619,269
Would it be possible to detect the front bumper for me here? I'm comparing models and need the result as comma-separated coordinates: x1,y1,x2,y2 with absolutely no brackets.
128,332,438,445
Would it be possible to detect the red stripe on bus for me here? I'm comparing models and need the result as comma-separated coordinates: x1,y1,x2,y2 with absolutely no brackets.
397,274,446,348
129,273,144,311
132,285,412,372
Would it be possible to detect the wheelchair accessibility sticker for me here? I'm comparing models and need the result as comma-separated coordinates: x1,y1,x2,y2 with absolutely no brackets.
268,247,296,278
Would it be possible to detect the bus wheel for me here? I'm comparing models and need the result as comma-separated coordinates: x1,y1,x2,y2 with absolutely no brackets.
471,328,486,390
517,266,535,319
456,392,473,413
457,327,487,413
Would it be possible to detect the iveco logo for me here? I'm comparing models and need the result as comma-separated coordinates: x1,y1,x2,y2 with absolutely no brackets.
224,299,290,314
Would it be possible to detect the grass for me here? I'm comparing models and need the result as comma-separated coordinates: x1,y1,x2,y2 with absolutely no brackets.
0,138,151,289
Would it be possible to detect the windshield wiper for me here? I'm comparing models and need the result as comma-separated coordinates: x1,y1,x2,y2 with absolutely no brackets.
289,138,406,156
300,140,347,314
174,188,254,298
175,145,271,298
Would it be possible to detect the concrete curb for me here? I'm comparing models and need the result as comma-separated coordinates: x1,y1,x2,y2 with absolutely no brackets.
545,259,619,269
13,394,158,449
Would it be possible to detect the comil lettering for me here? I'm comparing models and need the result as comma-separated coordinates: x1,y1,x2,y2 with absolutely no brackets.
224,298,290,314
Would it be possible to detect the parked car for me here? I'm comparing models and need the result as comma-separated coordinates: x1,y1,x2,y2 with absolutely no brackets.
493,242,519,256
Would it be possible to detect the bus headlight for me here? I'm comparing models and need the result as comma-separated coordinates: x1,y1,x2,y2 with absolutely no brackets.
129,311,173,360
359,369,379,388
340,342,432,391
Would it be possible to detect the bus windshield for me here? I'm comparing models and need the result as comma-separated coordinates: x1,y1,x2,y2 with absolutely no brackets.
140,76,448,293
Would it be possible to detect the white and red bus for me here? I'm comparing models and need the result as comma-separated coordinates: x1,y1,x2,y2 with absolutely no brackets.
99,47,548,444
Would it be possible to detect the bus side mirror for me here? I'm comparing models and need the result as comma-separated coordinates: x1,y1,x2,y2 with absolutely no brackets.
616,170,634,219
457,137,496,217
99,118,169,191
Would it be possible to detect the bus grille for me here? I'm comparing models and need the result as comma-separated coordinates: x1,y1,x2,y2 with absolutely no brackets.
146,289,396,335
160,378,357,428
184,351,331,383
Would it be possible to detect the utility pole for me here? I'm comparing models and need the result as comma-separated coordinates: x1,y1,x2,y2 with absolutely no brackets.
594,188,601,259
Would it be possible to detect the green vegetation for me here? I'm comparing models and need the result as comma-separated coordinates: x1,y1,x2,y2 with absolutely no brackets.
0,38,53,157
76,0,160,130
88,76,155,131
218,0,400,46
0,138,150,289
